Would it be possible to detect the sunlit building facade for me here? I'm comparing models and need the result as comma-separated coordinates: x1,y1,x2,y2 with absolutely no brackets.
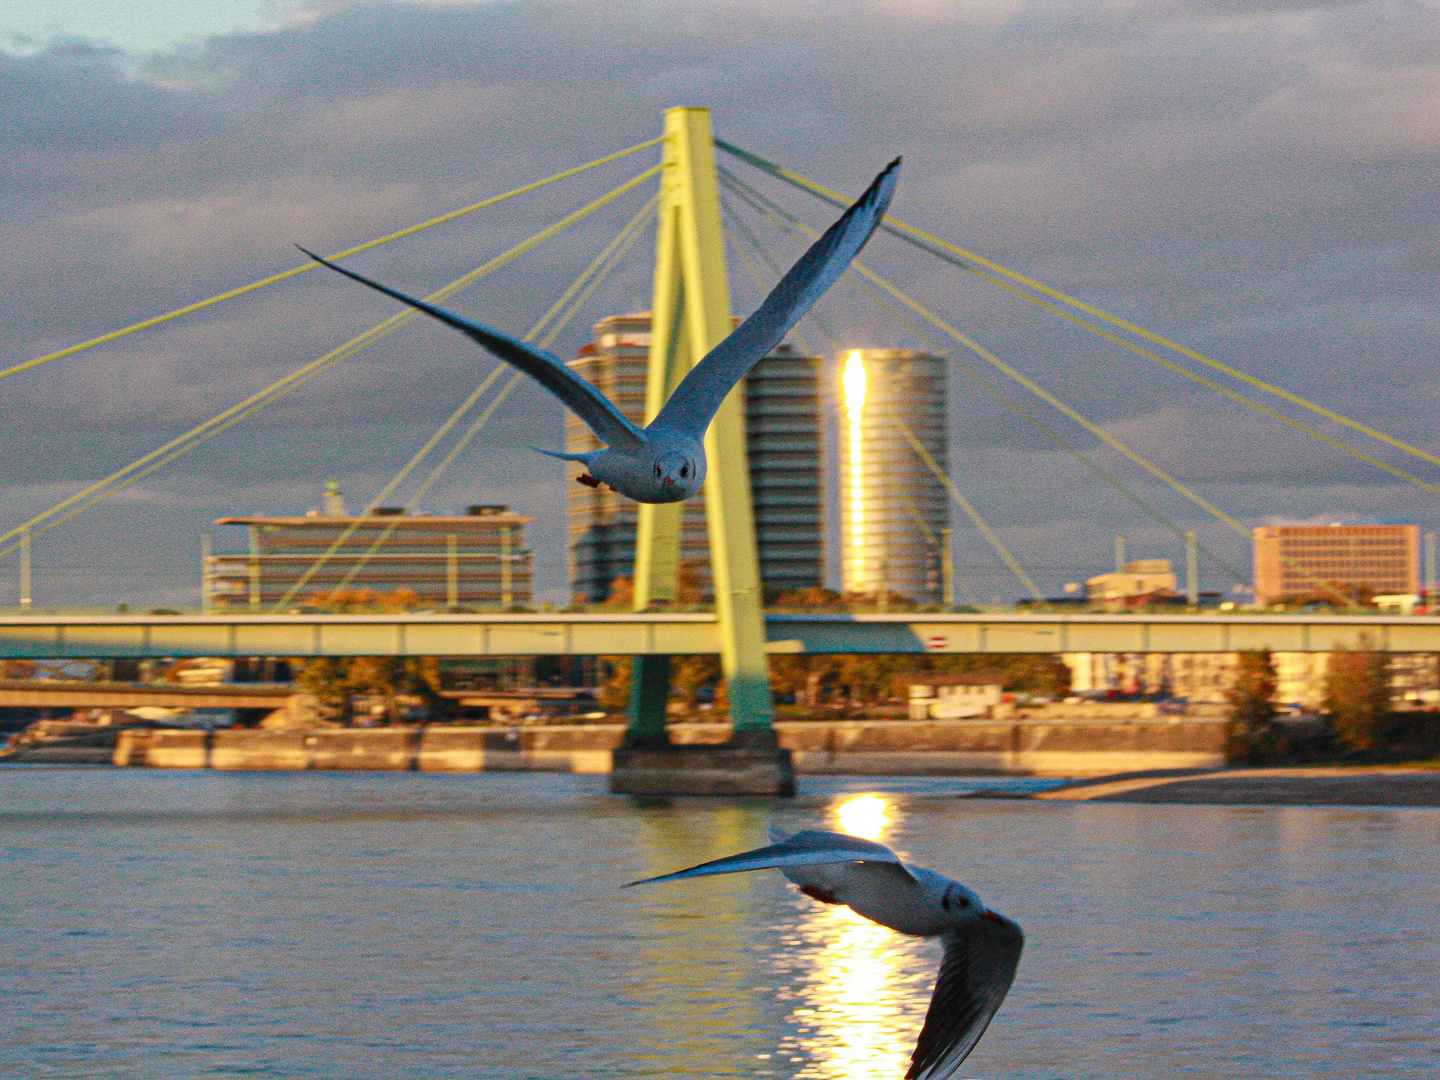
837,348,949,605
1253,523,1419,604
211,498,532,610
567,314,824,602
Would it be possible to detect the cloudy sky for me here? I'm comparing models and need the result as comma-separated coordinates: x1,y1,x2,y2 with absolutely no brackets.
3,0,1440,607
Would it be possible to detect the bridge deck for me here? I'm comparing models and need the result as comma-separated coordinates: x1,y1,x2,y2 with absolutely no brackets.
0,611,1433,657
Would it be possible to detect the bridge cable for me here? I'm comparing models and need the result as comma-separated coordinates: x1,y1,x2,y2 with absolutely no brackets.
715,139,1440,478
295,196,657,608
0,166,661,562
719,173,1352,607
2,137,663,381
719,176,1249,589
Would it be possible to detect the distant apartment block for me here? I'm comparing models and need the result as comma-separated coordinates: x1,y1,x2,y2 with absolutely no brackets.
211,494,532,609
837,348,949,605
566,313,824,602
1085,559,1179,606
1253,524,1418,604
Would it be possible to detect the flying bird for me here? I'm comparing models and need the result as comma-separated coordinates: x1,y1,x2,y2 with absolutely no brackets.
628,828,1023,1080
298,158,899,504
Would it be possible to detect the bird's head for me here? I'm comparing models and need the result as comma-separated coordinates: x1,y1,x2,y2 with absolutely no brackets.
920,873,994,926
649,450,703,503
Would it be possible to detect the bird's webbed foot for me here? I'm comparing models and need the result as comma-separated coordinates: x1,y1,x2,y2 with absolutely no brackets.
799,884,841,905
576,474,602,488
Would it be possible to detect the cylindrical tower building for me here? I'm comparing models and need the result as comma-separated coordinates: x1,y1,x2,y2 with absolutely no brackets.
837,349,949,605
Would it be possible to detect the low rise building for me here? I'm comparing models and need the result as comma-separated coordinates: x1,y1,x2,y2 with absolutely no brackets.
1062,650,1440,711
1085,559,1179,606
211,495,532,610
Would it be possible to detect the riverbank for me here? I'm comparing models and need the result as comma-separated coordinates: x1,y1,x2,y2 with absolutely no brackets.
1033,765,1440,806
105,717,1229,777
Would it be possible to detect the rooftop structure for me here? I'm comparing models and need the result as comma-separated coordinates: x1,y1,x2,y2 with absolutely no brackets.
837,348,949,605
211,495,532,610
1253,524,1418,605
1086,559,1179,606
566,314,824,602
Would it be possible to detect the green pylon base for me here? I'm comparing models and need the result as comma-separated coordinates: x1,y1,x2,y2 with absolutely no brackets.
609,735,794,797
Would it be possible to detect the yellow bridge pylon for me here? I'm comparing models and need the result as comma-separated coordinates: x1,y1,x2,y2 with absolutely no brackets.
624,106,778,750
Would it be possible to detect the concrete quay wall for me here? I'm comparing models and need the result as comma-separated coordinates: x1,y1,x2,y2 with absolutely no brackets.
115,717,1228,776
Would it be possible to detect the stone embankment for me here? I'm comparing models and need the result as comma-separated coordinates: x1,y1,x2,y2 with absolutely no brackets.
114,714,1228,776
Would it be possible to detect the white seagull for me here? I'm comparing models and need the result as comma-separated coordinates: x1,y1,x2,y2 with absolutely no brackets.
298,158,899,504
629,828,1023,1080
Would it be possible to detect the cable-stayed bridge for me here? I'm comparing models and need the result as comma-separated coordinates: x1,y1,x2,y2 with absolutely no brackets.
7,106,1440,765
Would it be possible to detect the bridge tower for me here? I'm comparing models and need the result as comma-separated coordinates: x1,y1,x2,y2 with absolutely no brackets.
609,107,794,796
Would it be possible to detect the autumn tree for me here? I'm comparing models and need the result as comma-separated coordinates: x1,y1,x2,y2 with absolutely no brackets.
292,655,446,725
1225,650,1282,763
1324,642,1393,753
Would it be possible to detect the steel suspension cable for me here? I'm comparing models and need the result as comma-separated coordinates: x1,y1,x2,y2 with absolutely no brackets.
845,255,1355,606
0,166,661,561
720,177,1350,606
719,174,1250,587
3,137,663,381
715,139,1440,476
303,197,656,608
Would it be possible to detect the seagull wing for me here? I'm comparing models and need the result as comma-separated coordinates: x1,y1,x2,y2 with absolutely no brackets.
907,912,1025,1080
648,158,900,440
298,247,645,454
626,828,905,886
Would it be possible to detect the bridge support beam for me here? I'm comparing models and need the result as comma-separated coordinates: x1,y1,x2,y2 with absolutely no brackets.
612,105,792,796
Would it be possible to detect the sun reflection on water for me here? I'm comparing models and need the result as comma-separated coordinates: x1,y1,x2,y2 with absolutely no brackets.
772,794,930,1080
836,794,890,841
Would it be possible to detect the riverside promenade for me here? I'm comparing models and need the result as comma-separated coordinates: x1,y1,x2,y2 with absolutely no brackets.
111,712,1230,777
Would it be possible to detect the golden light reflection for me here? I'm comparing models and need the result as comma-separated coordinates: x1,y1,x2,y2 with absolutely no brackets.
783,901,923,1080
772,791,919,1079
842,350,867,580
836,794,890,841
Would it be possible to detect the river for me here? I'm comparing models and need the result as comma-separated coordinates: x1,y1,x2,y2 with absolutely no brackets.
2,766,1436,1078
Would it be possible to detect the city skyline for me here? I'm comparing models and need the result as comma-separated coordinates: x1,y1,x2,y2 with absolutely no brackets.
4,2,1440,608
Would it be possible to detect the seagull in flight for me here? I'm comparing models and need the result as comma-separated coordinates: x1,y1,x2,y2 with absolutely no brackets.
299,158,899,504
628,828,1023,1080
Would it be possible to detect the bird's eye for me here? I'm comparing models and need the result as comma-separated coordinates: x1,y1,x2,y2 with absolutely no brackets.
681,464,690,478
653,464,661,477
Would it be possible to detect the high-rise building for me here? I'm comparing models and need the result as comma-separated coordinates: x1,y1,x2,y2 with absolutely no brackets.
211,497,532,610
566,313,824,602
837,348,949,605
744,343,825,594
1253,523,1419,604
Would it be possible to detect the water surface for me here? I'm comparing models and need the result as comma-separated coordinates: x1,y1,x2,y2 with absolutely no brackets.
3,767,1436,1078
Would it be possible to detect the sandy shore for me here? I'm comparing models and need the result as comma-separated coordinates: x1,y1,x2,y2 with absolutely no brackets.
1032,766,1440,807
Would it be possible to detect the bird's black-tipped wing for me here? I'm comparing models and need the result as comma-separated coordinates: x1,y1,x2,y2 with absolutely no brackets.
908,913,1024,1080
298,247,645,453
627,828,905,887
649,158,900,440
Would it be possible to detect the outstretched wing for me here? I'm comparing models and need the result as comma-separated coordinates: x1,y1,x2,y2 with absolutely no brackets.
649,158,900,440
626,828,904,887
908,912,1024,1080
299,247,645,453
